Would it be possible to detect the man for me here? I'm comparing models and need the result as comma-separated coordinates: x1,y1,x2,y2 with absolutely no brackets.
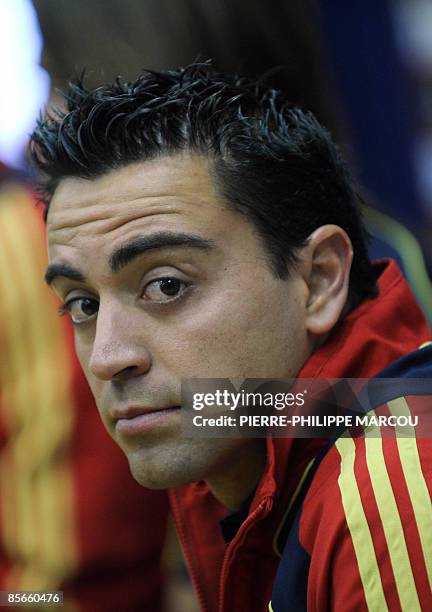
30,64,431,611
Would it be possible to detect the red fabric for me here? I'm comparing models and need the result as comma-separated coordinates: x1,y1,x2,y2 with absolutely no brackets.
301,406,432,612
169,259,431,612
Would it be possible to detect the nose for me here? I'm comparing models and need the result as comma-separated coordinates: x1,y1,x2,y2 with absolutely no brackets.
88,305,151,381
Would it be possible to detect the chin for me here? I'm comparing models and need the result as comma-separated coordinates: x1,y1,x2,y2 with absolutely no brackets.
129,462,187,489
125,446,199,489
122,436,243,490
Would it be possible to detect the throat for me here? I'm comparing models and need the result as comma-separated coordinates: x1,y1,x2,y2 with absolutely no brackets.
205,439,267,511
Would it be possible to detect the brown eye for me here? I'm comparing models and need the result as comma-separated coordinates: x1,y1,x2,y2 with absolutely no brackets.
65,297,99,324
143,278,188,303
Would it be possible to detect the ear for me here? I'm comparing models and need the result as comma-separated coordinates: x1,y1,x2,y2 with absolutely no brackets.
299,225,353,337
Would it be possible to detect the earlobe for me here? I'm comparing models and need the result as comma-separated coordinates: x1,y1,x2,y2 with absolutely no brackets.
303,225,353,337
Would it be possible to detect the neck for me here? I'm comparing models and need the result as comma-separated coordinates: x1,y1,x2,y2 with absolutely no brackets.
205,439,267,510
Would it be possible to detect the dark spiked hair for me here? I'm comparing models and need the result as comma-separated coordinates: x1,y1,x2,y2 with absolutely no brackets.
30,62,377,305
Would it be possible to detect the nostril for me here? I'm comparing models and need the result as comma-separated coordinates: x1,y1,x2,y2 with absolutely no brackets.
112,365,142,381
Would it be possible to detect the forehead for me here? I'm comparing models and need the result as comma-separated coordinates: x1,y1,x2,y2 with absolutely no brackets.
47,154,223,241
46,153,269,284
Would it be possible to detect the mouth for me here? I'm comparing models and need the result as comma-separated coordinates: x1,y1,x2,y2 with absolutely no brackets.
114,406,181,435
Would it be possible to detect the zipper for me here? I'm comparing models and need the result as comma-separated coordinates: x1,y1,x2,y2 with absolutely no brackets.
169,489,210,612
217,495,274,612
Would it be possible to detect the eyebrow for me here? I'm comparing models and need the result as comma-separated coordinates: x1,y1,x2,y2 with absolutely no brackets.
109,231,215,273
45,231,214,286
45,263,86,286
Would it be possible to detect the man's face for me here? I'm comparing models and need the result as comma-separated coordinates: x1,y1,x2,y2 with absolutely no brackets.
46,154,311,489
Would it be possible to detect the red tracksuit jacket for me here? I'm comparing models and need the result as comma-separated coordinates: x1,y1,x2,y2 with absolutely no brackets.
169,259,431,612
270,343,432,611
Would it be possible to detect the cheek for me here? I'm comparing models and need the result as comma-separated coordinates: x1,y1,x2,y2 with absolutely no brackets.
73,333,104,402
74,334,91,374
157,283,307,378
